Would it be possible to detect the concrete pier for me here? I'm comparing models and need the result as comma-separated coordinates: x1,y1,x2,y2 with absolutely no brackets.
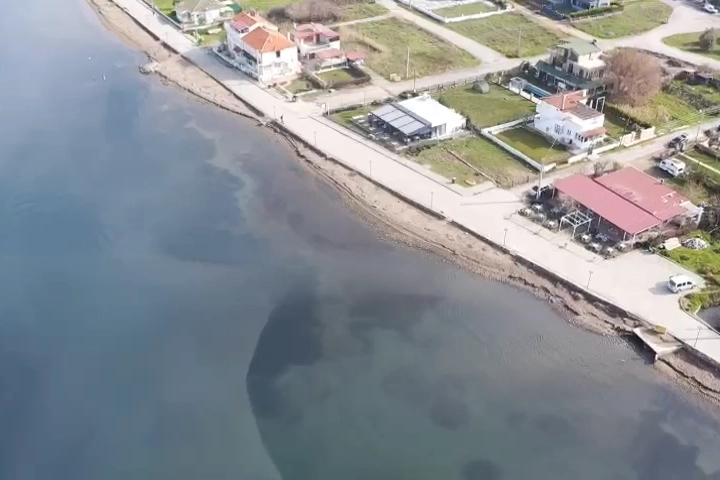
633,326,684,362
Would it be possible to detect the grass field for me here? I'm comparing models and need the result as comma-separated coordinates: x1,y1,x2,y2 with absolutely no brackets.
340,2,388,21
150,0,175,15
341,18,477,79
330,105,374,127
433,1,495,17
676,81,720,104
663,31,720,62
434,85,535,127
318,69,357,84
412,136,533,186
285,78,315,94
612,91,698,126
664,231,720,311
604,113,632,138
446,13,563,58
574,0,672,39
495,127,569,162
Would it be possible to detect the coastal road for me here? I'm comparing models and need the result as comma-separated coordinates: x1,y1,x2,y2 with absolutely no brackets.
114,0,720,372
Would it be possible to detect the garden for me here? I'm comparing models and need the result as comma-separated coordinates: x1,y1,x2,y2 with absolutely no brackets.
573,0,672,39
445,12,563,58
434,84,536,128
408,136,534,187
494,127,570,163
340,18,477,80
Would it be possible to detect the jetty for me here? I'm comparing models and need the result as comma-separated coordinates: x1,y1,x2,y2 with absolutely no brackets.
633,326,684,362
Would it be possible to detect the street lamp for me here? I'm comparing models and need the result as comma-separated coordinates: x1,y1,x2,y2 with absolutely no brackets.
694,326,702,347
695,110,705,143
430,191,435,209
503,227,508,246
314,131,317,147
587,270,594,289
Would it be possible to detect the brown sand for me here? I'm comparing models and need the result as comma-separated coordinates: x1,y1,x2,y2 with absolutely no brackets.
89,0,720,408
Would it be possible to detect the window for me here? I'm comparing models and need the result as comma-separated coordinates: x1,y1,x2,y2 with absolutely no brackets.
554,124,563,134
276,51,281,58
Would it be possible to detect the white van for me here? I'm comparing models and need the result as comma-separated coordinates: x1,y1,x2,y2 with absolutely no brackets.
667,274,695,293
658,158,686,177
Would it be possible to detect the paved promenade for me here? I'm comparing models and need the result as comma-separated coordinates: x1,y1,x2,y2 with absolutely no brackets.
114,0,720,364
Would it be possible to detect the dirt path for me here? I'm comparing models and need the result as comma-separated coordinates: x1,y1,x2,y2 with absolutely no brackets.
89,0,720,409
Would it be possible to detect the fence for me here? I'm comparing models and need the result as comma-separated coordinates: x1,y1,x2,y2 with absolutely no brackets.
394,0,512,23
481,118,557,172
620,127,656,147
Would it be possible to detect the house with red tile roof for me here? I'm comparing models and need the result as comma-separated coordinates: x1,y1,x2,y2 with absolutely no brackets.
533,90,607,153
225,24,300,83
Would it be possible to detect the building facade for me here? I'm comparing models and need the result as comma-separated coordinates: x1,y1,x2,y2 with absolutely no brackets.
533,91,606,152
226,26,300,83
224,11,277,52
533,39,608,96
175,0,232,27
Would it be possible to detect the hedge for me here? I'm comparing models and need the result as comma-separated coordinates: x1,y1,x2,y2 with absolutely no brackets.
603,103,653,130
568,3,623,18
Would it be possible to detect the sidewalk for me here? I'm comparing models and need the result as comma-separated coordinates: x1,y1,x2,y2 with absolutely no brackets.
114,0,720,364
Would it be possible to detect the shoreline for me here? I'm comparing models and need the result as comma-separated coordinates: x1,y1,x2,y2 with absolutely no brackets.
88,0,720,407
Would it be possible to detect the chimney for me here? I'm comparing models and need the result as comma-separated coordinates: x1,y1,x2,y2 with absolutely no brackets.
561,93,567,110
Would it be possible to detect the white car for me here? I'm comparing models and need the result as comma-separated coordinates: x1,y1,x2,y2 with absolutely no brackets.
704,3,717,13
658,157,686,177
667,274,696,293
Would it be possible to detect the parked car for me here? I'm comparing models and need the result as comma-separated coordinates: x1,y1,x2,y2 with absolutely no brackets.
667,274,696,293
704,3,718,13
668,133,688,149
658,157,686,177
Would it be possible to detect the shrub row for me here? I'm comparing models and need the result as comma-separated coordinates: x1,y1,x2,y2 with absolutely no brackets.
664,81,719,111
567,3,623,18
603,103,653,130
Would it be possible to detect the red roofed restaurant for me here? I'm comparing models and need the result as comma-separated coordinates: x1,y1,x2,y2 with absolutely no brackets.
553,167,701,242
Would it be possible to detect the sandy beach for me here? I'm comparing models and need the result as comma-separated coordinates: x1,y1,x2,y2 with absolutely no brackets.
88,0,720,406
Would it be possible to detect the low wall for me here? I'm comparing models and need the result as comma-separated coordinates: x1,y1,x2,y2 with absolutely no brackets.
620,126,656,147
395,0,511,23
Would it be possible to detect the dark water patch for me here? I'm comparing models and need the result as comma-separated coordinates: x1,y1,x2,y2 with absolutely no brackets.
247,281,323,419
461,459,503,480
429,394,470,431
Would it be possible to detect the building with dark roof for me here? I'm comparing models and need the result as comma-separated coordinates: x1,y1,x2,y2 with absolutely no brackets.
533,39,609,97
368,94,466,142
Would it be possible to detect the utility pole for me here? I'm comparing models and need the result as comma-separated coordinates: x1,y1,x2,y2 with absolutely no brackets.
413,69,417,92
406,47,410,80
152,0,156,15
516,27,522,58
695,110,704,143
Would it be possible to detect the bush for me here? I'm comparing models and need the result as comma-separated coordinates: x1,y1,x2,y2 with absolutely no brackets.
606,49,662,106
267,0,343,23
568,3,623,18
699,28,717,52
603,104,652,129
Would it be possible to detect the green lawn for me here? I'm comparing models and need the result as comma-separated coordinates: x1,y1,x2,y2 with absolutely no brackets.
433,1,495,17
239,0,295,11
612,91,698,126
285,78,315,94
341,18,477,80
196,28,226,45
446,13,563,58
412,136,533,186
604,113,632,138
339,2,388,21
495,127,569,162
664,231,720,311
151,0,175,15
330,105,373,127
676,81,720,104
574,0,672,39
663,31,720,62
318,69,357,84
434,85,535,127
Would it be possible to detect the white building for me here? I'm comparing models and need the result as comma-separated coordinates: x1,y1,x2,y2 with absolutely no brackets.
290,23,341,59
225,25,300,83
533,90,606,152
368,94,467,142
224,11,277,53
175,0,232,27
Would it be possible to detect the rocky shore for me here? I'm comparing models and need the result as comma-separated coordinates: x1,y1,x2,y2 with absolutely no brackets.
88,0,720,409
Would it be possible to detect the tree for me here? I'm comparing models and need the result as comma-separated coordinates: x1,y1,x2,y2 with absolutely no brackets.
605,50,663,107
699,28,717,52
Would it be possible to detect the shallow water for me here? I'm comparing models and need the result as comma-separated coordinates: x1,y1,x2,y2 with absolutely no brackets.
0,1,719,479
